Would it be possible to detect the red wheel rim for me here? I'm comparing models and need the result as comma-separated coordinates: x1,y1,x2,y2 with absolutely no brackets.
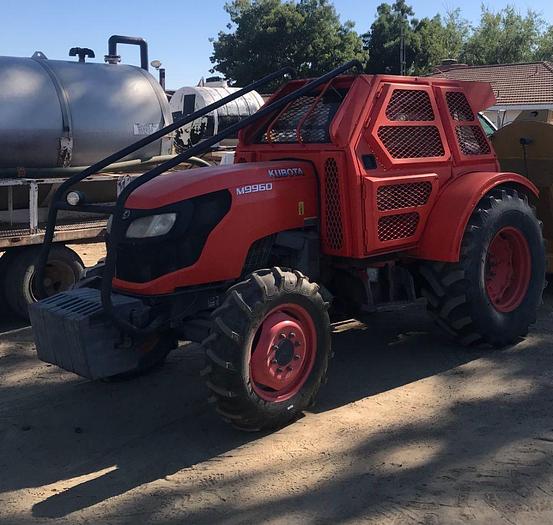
485,226,531,313
249,303,317,402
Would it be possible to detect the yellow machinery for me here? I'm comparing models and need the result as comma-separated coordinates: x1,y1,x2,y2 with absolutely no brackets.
492,110,553,272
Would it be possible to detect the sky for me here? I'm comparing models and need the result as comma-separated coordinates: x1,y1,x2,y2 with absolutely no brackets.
0,0,552,89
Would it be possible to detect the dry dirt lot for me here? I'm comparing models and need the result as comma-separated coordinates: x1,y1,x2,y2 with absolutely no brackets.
0,245,552,524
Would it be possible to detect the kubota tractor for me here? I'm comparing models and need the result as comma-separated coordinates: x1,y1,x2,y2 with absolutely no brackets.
30,62,546,431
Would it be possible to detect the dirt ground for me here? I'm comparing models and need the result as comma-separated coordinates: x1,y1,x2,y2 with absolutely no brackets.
1,244,553,524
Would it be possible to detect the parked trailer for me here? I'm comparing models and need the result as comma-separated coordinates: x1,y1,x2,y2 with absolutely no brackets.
0,33,254,318
0,174,124,317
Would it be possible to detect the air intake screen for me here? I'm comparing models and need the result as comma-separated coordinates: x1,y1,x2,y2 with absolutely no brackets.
385,90,435,121
324,158,343,250
377,126,445,159
377,182,432,211
378,213,420,241
446,92,474,121
456,125,491,155
258,88,347,144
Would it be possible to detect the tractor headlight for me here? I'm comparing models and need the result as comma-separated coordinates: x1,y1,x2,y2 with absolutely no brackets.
125,213,177,239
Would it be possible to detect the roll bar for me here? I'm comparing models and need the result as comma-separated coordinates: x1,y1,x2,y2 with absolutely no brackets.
36,60,363,335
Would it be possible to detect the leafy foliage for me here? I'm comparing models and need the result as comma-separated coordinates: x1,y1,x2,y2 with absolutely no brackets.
362,0,417,74
460,6,545,65
209,0,553,84
210,0,365,87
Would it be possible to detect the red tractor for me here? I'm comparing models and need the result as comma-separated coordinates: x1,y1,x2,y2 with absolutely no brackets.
31,62,545,431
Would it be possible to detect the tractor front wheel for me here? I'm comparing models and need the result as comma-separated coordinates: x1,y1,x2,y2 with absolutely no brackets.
202,268,331,431
419,188,545,347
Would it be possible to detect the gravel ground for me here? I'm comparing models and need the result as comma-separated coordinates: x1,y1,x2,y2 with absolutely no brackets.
0,247,552,524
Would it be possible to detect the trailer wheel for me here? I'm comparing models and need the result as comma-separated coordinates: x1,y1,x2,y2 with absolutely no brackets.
0,252,12,315
5,245,84,319
419,188,545,347
203,268,331,431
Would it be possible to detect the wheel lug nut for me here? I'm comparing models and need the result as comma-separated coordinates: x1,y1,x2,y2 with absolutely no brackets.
288,332,296,339
294,354,301,360
276,367,283,373
271,359,278,364
287,366,293,371
279,333,286,339
294,341,301,347
271,345,279,351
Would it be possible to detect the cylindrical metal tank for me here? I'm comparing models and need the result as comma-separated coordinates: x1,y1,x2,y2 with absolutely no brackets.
170,79,264,150
0,55,173,169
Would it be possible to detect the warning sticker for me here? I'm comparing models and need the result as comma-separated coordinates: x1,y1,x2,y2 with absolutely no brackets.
133,123,160,135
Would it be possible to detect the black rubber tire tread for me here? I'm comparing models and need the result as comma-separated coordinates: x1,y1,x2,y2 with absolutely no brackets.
5,245,84,319
419,187,546,347
0,251,15,315
203,267,331,431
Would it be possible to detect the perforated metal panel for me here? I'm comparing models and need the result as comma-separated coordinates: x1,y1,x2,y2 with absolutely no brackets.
378,213,420,241
324,158,343,250
377,126,445,159
385,90,435,121
259,92,341,144
377,182,433,211
456,125,491,155
446,92,474,121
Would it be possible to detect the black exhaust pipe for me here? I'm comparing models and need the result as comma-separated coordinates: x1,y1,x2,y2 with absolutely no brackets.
105,35,149,70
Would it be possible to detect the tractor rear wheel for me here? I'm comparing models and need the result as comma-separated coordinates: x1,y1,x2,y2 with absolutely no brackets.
419,188,545,347
202,268,331,431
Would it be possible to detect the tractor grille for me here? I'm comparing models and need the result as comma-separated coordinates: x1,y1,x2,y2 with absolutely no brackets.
324,158,343,251
446,92,474,121
385,90,435,121
456,125,491,155
377,182,433,211
378,213,420,241
378,126,445,159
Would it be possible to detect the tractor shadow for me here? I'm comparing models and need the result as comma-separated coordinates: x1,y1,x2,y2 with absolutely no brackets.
0,290,549,520
317,303,486,413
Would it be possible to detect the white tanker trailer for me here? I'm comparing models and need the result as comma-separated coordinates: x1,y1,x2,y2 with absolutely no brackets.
0,35,263,318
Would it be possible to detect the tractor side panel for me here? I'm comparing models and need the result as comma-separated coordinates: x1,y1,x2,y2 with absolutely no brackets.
411,171,539,262
362,174,439,253
358,80,451,255
433,85,498,171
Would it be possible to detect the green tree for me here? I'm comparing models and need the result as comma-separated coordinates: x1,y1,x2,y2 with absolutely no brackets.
535,25,553,61
363,0,418,74
210,0,366,87
460,6,544,65
411,10,469,74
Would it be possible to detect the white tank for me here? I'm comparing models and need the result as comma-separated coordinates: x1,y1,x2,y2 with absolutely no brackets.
170,78,264,150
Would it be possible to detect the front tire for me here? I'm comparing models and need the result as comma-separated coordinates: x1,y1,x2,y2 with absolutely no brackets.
419,188,545,347
203,268,331,431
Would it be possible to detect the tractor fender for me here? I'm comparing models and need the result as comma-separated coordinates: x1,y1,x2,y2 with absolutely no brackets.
412,171,538,262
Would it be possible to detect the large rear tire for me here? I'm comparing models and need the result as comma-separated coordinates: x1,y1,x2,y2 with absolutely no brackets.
419,188,545,347
203,268,331,431
5,245,84,319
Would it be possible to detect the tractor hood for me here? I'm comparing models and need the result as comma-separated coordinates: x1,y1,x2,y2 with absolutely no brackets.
125,160,315,210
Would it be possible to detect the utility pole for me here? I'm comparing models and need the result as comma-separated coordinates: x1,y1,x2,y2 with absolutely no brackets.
399,17,406,75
